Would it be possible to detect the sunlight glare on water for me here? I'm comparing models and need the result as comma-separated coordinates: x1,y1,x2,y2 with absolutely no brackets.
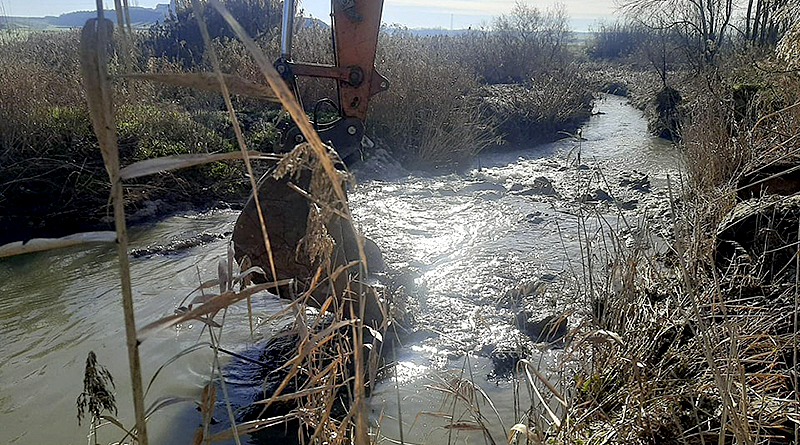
0,95,680,445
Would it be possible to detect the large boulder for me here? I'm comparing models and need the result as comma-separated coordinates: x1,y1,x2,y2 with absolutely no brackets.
737,162,800,200
232,166,386,325
716,195,800,282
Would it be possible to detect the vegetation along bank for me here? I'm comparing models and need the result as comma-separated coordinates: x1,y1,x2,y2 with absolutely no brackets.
0,1,592,245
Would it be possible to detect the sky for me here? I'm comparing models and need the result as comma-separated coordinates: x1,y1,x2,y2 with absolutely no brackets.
0,0,620,31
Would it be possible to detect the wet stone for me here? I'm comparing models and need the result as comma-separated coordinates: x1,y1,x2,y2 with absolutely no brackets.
585,188,613,202
525,211,545,224
479,191,504,200
488,349,522,380
437,187,458,196
515,176,558,196
131,231,229,258
515,312,568,343
620,171,651,193
539,273,558,282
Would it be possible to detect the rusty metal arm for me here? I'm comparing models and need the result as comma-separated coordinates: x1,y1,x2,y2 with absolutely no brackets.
274,0,390,160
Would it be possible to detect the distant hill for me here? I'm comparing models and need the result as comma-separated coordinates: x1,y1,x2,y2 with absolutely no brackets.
0,5,333,30
2,4,171,29
408,28,476,37
390,28,594,40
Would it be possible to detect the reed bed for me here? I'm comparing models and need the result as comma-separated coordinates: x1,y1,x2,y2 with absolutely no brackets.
540,42,800,444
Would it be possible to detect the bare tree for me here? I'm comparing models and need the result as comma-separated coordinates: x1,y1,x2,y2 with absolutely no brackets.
490,2,571,82
746,0,800,45
621,0,734,64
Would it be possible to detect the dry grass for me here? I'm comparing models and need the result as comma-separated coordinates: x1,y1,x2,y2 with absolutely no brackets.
72,2,399,444
545,46,800,445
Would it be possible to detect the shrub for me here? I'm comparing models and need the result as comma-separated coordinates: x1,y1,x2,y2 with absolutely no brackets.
587,22,650,60
143,0,283,68
367,28,496,168
475,71,593,145
457,2,571,84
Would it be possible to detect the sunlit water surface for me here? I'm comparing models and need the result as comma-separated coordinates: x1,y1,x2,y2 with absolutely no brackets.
0,95,680,444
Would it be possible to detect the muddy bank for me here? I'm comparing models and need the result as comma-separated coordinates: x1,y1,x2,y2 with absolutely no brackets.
0,105,279,246
0,194,247,246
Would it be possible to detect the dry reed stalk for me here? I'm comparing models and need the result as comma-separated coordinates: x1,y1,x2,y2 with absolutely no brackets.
203,3,375,443
189,0,282,308
79,12,148,445
119,150,278,180
121,72,280,102
137,280,293,339
0,231,116,258
177,1,367,436
669,178,754,445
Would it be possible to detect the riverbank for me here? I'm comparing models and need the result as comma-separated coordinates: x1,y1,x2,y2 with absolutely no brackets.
556,41,800,443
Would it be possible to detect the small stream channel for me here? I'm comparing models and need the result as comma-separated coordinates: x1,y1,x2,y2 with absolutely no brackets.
0,95,680,444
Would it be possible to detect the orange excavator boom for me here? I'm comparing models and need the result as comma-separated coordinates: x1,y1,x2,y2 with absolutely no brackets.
274,0,389,161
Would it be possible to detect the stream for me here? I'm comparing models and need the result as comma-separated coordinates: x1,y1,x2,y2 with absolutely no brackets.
0,95,680,444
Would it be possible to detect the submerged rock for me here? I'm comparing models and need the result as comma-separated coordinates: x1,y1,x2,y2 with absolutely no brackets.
515,312,568,343
514,176,558,196
524,211,545,224
716,195,800,282
584,188,613,202
488,349,522,379
620,171,651,193
130,231,229,258
211,326,363,445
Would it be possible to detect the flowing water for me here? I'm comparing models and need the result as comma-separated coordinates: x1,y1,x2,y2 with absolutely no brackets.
0,95,680,444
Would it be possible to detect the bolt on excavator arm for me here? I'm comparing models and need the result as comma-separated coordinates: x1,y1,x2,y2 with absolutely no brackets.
274,0,389,161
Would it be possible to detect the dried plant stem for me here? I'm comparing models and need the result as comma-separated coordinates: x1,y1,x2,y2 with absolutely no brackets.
112,177,148,445
0,232,116,258
79,15,147,445
668,176,751,445
190,0,282,301
121,0,132,34
207,2,372,442
795,219,799,441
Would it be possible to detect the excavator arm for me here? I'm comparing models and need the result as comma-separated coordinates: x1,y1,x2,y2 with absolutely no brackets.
231,0,390,320
273,0,389,161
